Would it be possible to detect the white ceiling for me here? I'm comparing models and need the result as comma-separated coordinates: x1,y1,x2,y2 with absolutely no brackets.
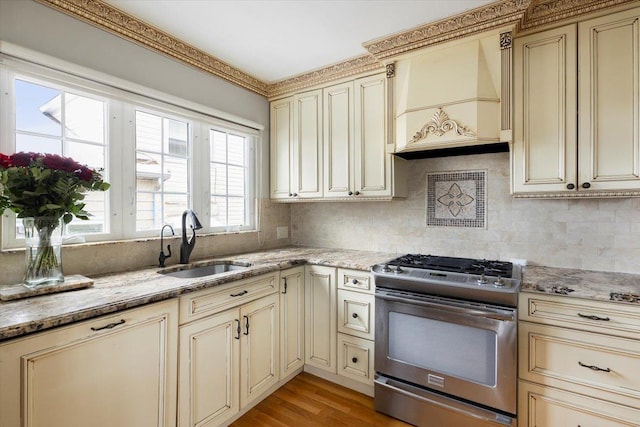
103,0,496,83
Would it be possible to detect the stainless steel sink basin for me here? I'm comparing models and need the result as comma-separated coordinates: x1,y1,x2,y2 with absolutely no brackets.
159,261,251,279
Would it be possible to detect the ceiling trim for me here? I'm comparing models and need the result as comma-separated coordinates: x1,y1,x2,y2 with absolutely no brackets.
362,0,531,60
33,0,270,96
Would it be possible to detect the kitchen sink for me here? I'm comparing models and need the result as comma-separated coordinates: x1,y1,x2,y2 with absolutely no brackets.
158,261,251,279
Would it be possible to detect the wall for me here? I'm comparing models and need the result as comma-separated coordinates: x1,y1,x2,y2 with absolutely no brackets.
291,152,640,274
0,0,291,285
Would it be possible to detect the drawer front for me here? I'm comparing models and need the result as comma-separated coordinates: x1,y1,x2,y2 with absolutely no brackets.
519,293,640,339
519,380,640,427
337,333,374,385
337,289,375,340
337,268,373,293
179,273,278,324
519,321,640,408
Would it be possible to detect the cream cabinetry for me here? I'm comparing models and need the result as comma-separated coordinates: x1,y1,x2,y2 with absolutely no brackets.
177,273,279,427
518,292,640,426
279,266,305,378
0,299,178,427
269,96,293,199
304,264,337,372
513,6,640,197
324,73,406,199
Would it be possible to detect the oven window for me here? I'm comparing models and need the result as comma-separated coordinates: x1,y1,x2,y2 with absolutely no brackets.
388,311,497,386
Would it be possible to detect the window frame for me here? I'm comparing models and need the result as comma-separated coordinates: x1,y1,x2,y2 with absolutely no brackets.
0,53,261,250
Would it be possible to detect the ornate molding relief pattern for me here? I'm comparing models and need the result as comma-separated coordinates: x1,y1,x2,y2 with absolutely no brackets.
513,190,640,198
409,108,476,144
34,0,269,96
520,0,638,30
363,0,531,60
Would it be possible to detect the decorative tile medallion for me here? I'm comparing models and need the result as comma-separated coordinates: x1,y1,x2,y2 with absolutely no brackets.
426,170,486,228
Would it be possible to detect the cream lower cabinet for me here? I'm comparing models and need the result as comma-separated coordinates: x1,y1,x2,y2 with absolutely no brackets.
304,265,336,372
177,274,279,427
0,299,178,427
518,292,640,426
279,266,305,378
512,6,640,196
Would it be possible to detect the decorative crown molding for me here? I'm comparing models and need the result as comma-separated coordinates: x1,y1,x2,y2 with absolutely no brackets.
362,0,531,60
519,0,638,30
34,0,269,96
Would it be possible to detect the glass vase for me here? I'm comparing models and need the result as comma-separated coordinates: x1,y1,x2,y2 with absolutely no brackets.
23,217,64,288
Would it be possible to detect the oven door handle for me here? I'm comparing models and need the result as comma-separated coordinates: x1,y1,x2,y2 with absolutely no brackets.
376,292,515,321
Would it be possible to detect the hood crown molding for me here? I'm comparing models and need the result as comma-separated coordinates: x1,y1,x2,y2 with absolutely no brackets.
32,0,639,98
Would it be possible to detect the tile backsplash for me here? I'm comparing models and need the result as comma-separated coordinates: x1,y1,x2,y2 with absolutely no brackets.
427,170,486,228
291,152,640,274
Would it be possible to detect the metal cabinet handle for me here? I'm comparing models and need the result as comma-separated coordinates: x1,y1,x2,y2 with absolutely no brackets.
230,290,248,297
354,191,360,196
578,313,610,321
582,182,591,189
352,279,358,284
283,278,287,294
91,319,125,331
352,357,358,363
348,191,353,196
566,183,575,190
352,313,358,319
578,361,610,372
243,315,249,335
235,319,241,340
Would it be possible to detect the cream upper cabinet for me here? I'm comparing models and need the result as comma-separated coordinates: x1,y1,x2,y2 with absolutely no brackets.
578,8,640,192
0,300,178,427
323,81,354,197
270,96,293,199
513,24,578,194
293,89,323,199
279,266,305,378
304,265,337,373
513,7,640,196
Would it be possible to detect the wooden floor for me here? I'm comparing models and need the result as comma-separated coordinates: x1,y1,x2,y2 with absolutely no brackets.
230,372,411,427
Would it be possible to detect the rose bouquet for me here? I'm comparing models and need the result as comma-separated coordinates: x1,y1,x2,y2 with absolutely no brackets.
0,152,110,285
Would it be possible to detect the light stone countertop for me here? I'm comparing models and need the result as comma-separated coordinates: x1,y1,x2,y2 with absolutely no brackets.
3,248,640,342
0,247,397,341
521,265,640,305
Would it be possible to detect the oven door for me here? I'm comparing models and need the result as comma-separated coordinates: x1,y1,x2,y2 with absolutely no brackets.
375,288,517,415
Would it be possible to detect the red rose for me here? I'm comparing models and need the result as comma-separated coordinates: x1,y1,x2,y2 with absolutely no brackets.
0,153,11,169
62,157,82,174
10,152,36,167
77,166,94,182
42,153,66,171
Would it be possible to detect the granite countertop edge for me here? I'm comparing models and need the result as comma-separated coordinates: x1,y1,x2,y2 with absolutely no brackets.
2,249,639,342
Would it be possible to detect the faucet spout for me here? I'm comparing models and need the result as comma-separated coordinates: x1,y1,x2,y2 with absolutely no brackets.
180,209,203,264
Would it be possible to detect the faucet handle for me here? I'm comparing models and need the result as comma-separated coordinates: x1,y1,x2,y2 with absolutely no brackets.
159,245,171,268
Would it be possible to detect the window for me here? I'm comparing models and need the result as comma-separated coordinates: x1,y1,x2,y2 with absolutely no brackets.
0,58,260,249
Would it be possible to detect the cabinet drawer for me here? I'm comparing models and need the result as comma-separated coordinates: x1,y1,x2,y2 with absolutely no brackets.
337,289,375,340
518,380,640,427
519,321,640,408
519,293,640,339
337,268,373,293
337,333,374,385
179,273,278,324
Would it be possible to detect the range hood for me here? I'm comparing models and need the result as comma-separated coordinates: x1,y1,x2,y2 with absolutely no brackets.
393,35,503,158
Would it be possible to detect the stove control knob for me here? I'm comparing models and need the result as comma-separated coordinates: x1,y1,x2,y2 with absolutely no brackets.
493,277,506,288
381,264,392,273
394,266,404,274
477,274,488,285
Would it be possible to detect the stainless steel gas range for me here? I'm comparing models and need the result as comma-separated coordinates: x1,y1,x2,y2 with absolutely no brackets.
372,254,521,427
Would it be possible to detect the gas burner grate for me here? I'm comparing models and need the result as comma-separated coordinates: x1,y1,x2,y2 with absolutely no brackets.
389,254,514,278
610,292,640,303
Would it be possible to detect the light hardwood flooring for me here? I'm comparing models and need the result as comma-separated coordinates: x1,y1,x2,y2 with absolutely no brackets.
230,372,411,426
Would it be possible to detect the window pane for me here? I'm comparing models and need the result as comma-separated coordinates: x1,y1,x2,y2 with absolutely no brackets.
15,79,62,136
211,196,227,227
65,141,104,170
228,134,245,165
136,191,162,231
136,152,163,191
16,134,62,154
211,130,227,163
228,197,245,226
65,93,104,143
167,119,188,156
164,156,188,193
228,165,245,196
164,194,188,229
211,163,227,195
136,111,162,152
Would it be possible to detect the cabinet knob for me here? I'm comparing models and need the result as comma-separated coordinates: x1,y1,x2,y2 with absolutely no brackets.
566,183,575,190
582,182,591,189
352,357,358,363
354,191,360,196
294,193,298,197
352,279,358,284
352,313,358,318
289,193,293,197
348,191,353,196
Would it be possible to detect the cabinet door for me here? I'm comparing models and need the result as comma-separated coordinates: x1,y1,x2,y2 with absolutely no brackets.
293,89,323,198
323,82,354,197
578,7,640,191
240,293,279,408
0,300,178,427
178,309,240,427
513,25,578,194
337,333,375,385
354,73,391,197
270,97,294,199
304,265,337,372
279,266,305,378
